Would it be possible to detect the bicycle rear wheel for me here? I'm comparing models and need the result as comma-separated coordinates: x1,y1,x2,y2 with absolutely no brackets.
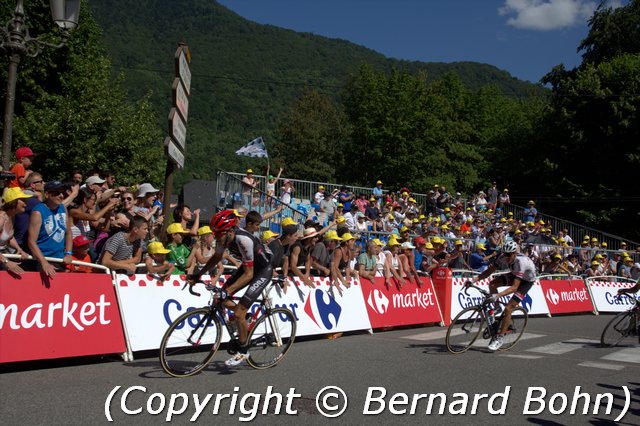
498,306,528,351
600,311,634,347
446,306,484,354
159,308,222,377
246,308,296,369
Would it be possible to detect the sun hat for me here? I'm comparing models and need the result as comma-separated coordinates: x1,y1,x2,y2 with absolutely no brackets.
2,187,32,204
197,226,212,236
261,230,279,241
166,223,188,234
147,241,171,254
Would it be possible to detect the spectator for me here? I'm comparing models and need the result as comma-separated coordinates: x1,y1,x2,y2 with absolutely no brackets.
487,182,498,211
354,212,368,233
173,204,201,243
144,241,175,280
9,146,35,188
134,183,161,222
357,240,378,283
166,223,192,275
27,181,73,277
70,170,83,186
384,236,405,289
269,223,298,282
99,216,148,274
65,235,94,273
319,190,337,222
69,187,118,238
288,227,317,288
498,188,510,209
344,205,358,231
332,232,355,291
469,243,495,272
280,179,295,206
586,260,600,278
338,186,354,212
0,187,32,275
448,240,469,270
523,200,537,223
354,193,368,213
312,184,325,208
265,166,283,199
120,190,136,216
365,197,381,230
241,169,257,208
372,180,384,207
309,229,331,277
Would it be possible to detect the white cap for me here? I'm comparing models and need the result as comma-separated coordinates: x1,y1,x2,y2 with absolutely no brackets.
86,176,106,186
401,241,416,250
136,183,159,198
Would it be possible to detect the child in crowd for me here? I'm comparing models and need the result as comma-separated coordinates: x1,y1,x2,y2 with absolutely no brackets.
166,223,192,275
9,147,35,189
144,241,175,280
66,235,93,273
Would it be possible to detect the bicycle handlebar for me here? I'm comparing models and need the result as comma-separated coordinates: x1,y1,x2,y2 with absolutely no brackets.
184,275,287,298
463,280,489,297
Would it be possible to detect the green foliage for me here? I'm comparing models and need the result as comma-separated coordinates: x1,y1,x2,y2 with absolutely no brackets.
273,89,348,182
1,0,163,184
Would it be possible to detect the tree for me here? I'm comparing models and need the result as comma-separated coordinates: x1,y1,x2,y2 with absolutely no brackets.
1,0,163,184
273,89,349,182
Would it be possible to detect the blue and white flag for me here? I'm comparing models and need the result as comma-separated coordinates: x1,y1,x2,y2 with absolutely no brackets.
235,136,268,158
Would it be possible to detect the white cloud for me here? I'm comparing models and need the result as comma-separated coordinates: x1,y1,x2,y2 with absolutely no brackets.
498,0,597,31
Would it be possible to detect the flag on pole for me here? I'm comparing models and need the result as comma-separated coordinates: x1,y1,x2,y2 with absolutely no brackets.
235,136,268,158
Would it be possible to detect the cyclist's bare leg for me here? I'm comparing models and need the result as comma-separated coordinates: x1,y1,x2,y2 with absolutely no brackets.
499,299,519,334
233,303,249,346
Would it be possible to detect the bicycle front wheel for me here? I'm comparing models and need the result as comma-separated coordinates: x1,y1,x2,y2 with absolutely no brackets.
446,306,484,354
601,311,634,347
159,308,222,377
246,308,296,369
498,306,528,351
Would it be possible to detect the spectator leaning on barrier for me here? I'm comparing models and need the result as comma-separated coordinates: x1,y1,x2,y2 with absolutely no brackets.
357,240,378,284
288,227,317,288
66,235,94,273
99,216,148,274
27,181,73,277
0,187,32,275
166,223,192,275
144,241,175,280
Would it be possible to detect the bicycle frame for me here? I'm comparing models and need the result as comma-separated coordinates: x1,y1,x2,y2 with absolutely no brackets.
464,283,503,340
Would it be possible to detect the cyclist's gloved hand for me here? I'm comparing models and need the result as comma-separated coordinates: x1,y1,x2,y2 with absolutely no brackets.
186,274,200,284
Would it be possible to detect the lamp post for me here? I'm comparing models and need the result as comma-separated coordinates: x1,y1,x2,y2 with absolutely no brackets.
0,0,80,170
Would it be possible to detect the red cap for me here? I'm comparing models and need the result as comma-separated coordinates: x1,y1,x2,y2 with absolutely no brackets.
414,237,427,245
15,147,35,159
72,235,91,247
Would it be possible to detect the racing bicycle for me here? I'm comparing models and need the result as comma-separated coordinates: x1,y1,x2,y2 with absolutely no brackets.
159,276,296,377
446,282,528,354
600,292,639,347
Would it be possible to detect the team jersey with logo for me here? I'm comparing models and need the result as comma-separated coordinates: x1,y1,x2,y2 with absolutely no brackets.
494,253,537,282
216,228,271,269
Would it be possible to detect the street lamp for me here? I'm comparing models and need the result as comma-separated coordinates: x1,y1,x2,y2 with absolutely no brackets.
0,0,80,170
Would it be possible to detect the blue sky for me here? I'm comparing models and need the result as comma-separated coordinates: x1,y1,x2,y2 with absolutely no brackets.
217,0,627,83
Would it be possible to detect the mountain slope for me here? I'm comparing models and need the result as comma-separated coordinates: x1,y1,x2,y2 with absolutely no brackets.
88,0,545,182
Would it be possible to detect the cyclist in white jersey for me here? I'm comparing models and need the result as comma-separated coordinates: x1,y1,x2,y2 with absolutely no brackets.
471,240,537,351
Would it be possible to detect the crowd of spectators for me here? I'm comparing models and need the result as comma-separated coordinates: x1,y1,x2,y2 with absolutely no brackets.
1,150,638,286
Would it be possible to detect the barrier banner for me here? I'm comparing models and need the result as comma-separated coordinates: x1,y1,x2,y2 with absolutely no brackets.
449,277,551,320
359,276,443,328
115,274,372,352
538,279,595,315
585,280,639,313
0,272,126,363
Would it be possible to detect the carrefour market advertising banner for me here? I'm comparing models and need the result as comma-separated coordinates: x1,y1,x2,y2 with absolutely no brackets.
0,272,126,363
115,274,372,352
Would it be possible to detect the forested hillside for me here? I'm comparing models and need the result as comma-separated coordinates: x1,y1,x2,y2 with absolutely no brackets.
87,0,545,183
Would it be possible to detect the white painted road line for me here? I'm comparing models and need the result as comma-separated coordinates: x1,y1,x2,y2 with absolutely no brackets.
578,361,625,371
600,346,640,364
527,339,600,355
499,354,545,360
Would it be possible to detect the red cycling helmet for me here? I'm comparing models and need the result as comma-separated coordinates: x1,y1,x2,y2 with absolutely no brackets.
209,209,238,233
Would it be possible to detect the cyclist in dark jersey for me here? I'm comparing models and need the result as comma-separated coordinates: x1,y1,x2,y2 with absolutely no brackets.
471,240,537,351
189,210,272,366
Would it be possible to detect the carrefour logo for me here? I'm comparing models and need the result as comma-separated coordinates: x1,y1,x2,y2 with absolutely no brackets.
521,294,533,313
367,289,389,315
546,288,560,305
304,289,342,330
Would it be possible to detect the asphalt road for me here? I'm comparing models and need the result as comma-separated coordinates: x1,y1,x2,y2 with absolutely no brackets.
1,315,638,425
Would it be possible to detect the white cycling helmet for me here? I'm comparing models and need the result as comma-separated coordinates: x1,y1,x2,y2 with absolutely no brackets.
503,240,518,253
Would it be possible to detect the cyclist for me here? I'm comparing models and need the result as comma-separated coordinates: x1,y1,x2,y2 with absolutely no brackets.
188,209,273,366
470,240,536,351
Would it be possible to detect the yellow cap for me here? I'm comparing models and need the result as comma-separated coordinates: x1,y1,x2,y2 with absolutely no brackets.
261,230,279,241
197,226,212,235
424,242,434,249
2,187,32,204
319,185,325,190
591,260,600,266
387,238,401,247
376,180,382,185
167,223,188,234
341,232,355,242
282,217,298,227
324,230,341,241
336,216,346,224
246,169,253,174
476,243,486,250
148,241,171,254
372,238,385,246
